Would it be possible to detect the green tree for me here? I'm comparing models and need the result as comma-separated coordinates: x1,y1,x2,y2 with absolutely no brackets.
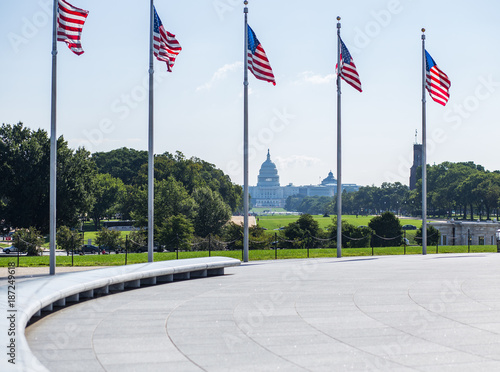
56,226,84,254
0,123,96,232
415,225,440,246
192,187,231,237
248,225,272,250
282,214,322,248
158,214,194,251
13,227,43,256
129,177,197,237
156,177,197,220
285,195,304,211
221,222,243,250
368,212,402,247
92,147,147,185
221,223,272,250
457,172,484,220
117,184,142,221
95,228,124,251
57,145,96,228
126,229,147,252
328,217,371,248
134,151,242,212
91,173,126,230
473,173,500,220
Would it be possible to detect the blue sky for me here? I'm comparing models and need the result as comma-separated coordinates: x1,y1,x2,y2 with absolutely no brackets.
2,0,500,188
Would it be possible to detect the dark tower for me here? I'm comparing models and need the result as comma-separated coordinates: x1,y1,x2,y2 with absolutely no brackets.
409,142,423,190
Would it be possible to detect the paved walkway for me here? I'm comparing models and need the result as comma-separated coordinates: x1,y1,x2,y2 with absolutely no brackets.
25,254,500,371
0,266,107,283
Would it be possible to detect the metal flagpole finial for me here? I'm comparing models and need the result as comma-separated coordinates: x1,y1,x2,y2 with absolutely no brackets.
337,16,341,29
421,28,426,40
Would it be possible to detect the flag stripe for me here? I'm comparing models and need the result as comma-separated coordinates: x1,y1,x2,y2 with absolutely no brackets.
337,37,362,92
56,0,88,56
247,25,276,85
425,50,450,106
153,7,182,72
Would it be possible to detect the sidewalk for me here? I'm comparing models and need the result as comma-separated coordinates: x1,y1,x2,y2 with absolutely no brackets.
24,253,500,371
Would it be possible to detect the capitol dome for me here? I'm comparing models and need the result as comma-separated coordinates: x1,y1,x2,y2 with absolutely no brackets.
321,171,337,185
257,150,280,187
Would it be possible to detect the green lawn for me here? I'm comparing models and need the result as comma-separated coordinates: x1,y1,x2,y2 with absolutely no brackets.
0,245,495,267
258,214,424,231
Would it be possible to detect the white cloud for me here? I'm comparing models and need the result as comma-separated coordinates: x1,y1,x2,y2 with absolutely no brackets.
196,62,243,92
294,71,336,85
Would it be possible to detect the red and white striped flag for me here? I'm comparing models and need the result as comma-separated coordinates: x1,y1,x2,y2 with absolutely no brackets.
247,25,276,85
153,7,182,72
425,50,450,106
57,0,89,56
337,37,362,92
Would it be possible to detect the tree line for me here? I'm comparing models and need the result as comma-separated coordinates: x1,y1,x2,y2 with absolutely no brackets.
0,123,242,249
285,161,500,220
286,182,412,216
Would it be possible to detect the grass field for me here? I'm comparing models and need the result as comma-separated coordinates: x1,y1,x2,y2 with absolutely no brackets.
257,214,427,244
257,214,424,231
0,245,495,268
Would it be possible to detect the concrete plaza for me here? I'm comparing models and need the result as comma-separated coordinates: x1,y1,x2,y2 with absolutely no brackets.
25,254,500,371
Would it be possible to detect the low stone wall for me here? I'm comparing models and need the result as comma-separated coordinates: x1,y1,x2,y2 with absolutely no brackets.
430,221,500,246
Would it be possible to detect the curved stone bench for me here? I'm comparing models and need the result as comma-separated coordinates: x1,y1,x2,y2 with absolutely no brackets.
0,257,241,372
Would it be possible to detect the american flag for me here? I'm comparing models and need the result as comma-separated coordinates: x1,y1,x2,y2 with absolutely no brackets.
153,7,182,72
57,0,89,56
425,50,450,106
247,25,276,85
337,37,362,92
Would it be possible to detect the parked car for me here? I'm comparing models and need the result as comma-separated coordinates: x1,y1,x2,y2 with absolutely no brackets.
79,245,99,254
402,224,417,230
3,246,19,254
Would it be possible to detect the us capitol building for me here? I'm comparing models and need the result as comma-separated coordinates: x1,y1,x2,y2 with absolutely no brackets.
249,150,359,208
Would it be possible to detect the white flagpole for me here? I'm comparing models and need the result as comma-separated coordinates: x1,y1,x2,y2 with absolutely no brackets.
421,28,427,255
49,0,58,275
336,17,342,258
243,0,249,263
148,0,155,262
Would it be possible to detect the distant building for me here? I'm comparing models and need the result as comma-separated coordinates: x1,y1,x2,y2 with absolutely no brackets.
249,150,295,208
430,220,500,246
249,150,360,208
409,143,423,190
